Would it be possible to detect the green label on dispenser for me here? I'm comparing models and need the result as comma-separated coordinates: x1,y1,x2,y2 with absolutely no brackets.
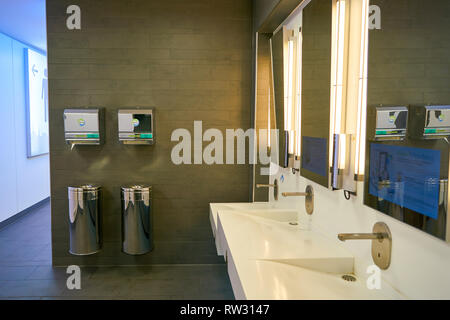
425,128,450,135
376,130,401,136
125,133,152,139
87,133,99,139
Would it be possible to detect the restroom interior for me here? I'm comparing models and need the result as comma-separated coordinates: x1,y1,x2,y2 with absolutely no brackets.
1,0,450,300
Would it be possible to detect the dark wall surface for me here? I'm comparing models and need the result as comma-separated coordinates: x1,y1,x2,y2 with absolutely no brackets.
253,0,280,31
367,0,450,106
252,0,303,33
47,0,253,266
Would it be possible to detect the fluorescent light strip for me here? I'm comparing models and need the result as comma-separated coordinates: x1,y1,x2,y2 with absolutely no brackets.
335,0,346,135
295,30,302,157
268,85,271,147
287,39,295,154
355,0,369,176
330,0,346,169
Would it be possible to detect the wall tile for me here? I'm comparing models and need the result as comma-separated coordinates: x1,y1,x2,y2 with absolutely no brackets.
47,0,252,266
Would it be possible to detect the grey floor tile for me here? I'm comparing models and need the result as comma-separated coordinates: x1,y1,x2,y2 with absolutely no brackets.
27,266,75,280
60,278,129,298
0,266,37,281
119,295,179,300
0,200,235,300
0,279,64,297
0,260,52,267
0,297,42,300
126,278,201,297
40,296,118,300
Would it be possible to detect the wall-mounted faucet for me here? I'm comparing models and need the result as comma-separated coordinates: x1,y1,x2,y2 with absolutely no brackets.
338,232,386,241
338,222,392,270
282,185,314,215
256,179,278,200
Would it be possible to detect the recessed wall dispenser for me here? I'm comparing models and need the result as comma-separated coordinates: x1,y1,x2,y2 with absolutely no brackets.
64,108,102,146
411,105,450,139
118,109,154,145
374,106,408,140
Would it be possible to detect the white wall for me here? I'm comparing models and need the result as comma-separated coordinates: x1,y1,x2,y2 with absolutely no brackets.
268,163,450,299
0,0,47,51
0,32,50,223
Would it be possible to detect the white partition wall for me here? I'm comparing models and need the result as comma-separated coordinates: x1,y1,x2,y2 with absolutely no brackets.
0,32,50,223
0,33,19,223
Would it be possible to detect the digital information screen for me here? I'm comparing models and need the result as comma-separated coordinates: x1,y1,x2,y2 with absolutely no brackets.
369,143,441,219
302,136,328,177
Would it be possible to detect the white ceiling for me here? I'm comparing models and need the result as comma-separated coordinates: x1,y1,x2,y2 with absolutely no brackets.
0,0,47,51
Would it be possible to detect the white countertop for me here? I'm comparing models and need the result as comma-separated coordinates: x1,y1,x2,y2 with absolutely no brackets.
209,202,280,235
211,203,404,300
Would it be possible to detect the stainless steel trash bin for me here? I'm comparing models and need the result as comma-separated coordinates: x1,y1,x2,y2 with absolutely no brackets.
121,185,152,255
68,185,102,255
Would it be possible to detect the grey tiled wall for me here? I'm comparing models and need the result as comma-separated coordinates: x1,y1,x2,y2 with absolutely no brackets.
368,0,450,106
47,0,253,266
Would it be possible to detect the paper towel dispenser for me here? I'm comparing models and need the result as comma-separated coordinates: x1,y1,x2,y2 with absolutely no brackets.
411,105,450,139
118,109,154,145
374,106,408,140
64,109,102,146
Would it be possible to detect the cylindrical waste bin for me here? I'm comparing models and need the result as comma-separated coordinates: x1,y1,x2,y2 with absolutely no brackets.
121,185,152,255
68,185,102,255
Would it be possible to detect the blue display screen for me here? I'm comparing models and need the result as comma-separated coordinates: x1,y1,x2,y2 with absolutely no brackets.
369,143,441,219
302,137,328,177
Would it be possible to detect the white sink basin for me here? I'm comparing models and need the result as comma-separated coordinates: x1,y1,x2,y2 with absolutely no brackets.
218,211,352,262
210,202,279,235
247,260,388,300
237,209,298,222
212,207,298,257
213,207,403,300
258,257,353,274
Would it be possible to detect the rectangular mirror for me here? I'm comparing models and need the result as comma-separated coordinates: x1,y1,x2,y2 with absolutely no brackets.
271,28,291,168
364,0,450,241
300,0,332,187
254,33,275,201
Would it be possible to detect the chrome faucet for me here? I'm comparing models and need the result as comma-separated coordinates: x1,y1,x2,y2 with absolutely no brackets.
337,222,392,270
281,185,314,215
256,179,278,200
